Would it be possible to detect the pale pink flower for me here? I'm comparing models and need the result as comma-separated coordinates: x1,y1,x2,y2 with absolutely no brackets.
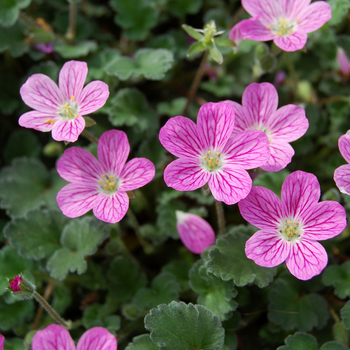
237,0,331,52
334,131,350,194
159,102,270,205
19,60,109,143
337,47,350,76
226,82,309,172
176,211,215,254
229,20,250,49
31,325,117,350
239,171,347,280
56,130,155,223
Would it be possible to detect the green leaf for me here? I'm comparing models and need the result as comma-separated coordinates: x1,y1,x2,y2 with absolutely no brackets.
268,274,329,332
328,0,350,25
207,232,276,288
190,260,238,320
167,0,202,17
322,262,350,299
0,0,30,27
80,261,108,290
125,334,159,350
182,24,203,41
4,209,68,261
157,98,187,117
46,217,109,281
215,37,235,47
145,301,224,350
54,40,97,58
187,42,206,56
320,342,350,350
277,332,318,350
253,170,290,197
162,260,191,292
209,44,223,64
4,338,25,350
0,21,29,57
341,300,350,330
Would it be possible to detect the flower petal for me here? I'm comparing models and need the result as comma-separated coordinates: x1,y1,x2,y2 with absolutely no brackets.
273,31,307,52
224,130,270,169
57,147,102,182
286,240,328,280
78,81,110,116
93,192,129,223
303,201,347,240
281,171,320,219
245,229,290,268
20,74,64,113
77,327,117,350
260,141,294,172
229,19,251,46
164,158,210,191
298,1,332,33
57,183,99,218
32,324,75,350
197,102,235,152
119,158,155,191
159,116,202,158
0,334,4,350
51,117,85,143
240,18,276,41
225,101,248,136
208,165,252,205
18,111,54,132
238,186,285,230
241,0,278,22
338,131,350,164
59,60,88,101
334,164,350,195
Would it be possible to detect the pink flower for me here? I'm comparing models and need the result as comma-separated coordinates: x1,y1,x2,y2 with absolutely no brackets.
226,82,308,172
334,131,350,194
31,325,117,350
9,276,23,292
239,171,347,280
0,334,3,350
35,42,54,54
337,47,350,76
237,0,331,52
229,20,250,49
176,211,215,254
56,130,155,223
159,102,270,205
19,60,109,143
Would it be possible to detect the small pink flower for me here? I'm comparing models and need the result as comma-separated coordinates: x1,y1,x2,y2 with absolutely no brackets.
226,82,309,172
337,47,350,76
176,211,215,254
32,325,117,350
9,276,23,292
239,171,347,280
0,334,3,350
19,60,109,143
273,70,286,87
159,102,270,205
56,130,155,223
35,42,54,54
334,131,350,194
237,0,331,52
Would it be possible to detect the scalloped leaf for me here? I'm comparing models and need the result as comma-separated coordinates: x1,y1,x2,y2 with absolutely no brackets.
166,0,202,17
328,0,350,25
125,334,159,350
320,342,350,350
54,40,97,58
162,260,191,292
0,0,30,27
341,300,350,330
322,262,350,299
277,332,318,350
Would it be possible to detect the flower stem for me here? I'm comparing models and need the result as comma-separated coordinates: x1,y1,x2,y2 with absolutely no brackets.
182,50,209,117
215,200,225,236
285,52,298,97
82,130,99,144
66,0,77,40
318,96,350,105
33,291,70,328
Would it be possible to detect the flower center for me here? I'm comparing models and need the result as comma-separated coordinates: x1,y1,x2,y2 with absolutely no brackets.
269,17,298,37
55,95,79,123
278,218,303,243
99,174,118,193
201,150,223,172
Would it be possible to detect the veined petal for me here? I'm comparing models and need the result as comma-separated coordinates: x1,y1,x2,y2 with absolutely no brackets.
287,0,312,19
32,325,75,350
197,102,235,152
281,171,320,219
260,141,294,172
240,18,276,41
298,1,332,33
57,147,102,182
286,240,328,280
78,81,110,115
51,117,85,143
273,31,307,52
241,0,278,23
334,164,350,195
159,116,202,158
245,230,290,268
164,158,210,191
98,130,130,176
224,101,249,135
229,19,250,46
93,192,129,223
20,74,64,113
18,111,55,132
119,158,155,191
303,201,347,240
57,183,99,218
238,186,285,230
224,130,270,169
77,327,117,350
338,132,350,164
59,60,88,101
208,165,252,205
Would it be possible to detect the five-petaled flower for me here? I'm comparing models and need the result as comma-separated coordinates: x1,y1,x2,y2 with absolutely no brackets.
334,131,350,195
234,0,331,52
56,130,155,223
19,60,109,143
159,102,270,205
239,171,347,280
226,82,308,172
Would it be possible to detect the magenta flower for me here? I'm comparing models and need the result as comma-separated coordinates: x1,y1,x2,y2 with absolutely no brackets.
239,171,347,280
176,211,215,254
226,82,308,172
0,334,3,350
19,60,109,143
35,42,54,54
237,0,331,52
159,102,270,205
56,130,155,223
9,276,23,292
337,47,350,76
334,131,350,195
31,325,117,350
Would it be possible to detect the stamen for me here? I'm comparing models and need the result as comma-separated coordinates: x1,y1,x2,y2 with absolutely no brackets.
101,174,106,177
99,181,102,184
216,159,219,164
286,220,291,224
45,119,52,124
104,185,108,190
204,156,207,160
295,18,299,23
109,182,116,186
71,95,75,101
266,25,271,29
109,175,114,178
208,151,212,154
215,152,220,156
74,114,79,119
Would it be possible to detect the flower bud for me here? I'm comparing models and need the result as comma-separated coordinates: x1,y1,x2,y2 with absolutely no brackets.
7,274,35,300
337,47,350,76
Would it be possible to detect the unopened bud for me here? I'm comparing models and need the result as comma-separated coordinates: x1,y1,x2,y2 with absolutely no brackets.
7,274,35,300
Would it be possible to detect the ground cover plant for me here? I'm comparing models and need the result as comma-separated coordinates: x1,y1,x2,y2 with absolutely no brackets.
2,0,350,349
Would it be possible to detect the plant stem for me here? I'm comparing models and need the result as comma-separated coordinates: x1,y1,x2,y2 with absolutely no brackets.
285,52,298,97
182,50,209,117
66,0,77,40
318,96,350,105
215,200,225,236
82,129,99,144
33,291,70,328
